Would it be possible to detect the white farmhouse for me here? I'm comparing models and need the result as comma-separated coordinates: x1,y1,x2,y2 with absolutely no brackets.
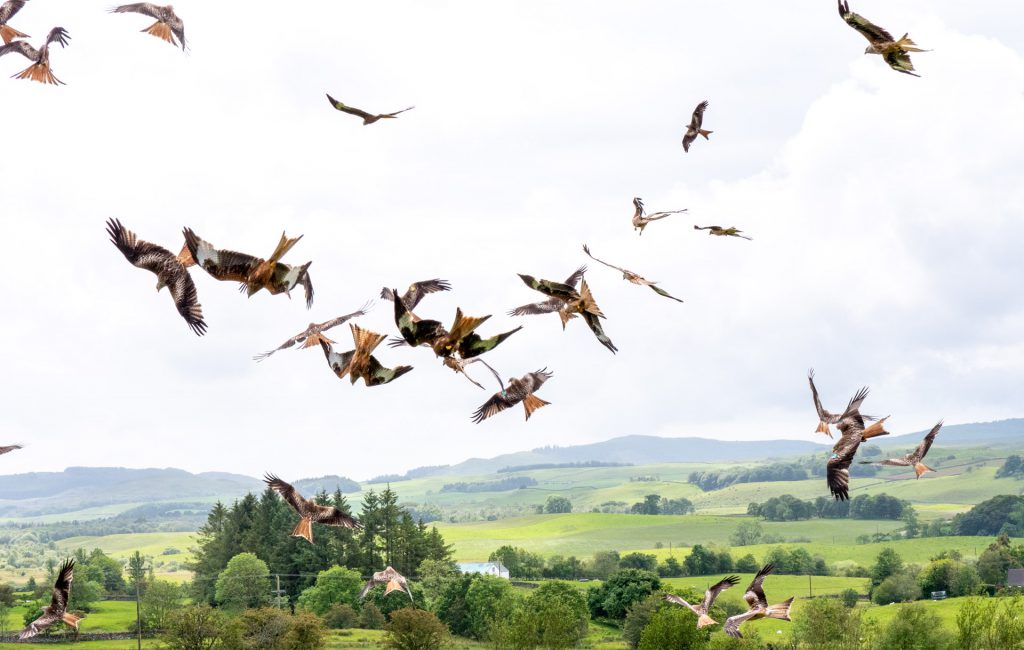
457,561,510,579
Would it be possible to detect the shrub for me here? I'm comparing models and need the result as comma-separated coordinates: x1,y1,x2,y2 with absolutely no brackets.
221,607,292,650
840,588,859,608
872,572,920,605
284,612,325,650
792,597,861,649
359,602,386,630
324,604,358,629
296,566,363,616
525,581,589,648
868,602,950,649
587,569,661,621
384,608,448,650
637,607,708,650
161,604,226,650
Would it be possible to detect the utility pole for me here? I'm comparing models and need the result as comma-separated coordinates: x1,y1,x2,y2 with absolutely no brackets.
272,574,286,609
808,573,813,598
135,577,142,650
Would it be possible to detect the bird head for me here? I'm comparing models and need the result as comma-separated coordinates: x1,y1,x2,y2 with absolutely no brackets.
155,277,167,292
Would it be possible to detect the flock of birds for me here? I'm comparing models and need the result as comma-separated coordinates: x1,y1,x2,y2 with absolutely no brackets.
2,0,941,642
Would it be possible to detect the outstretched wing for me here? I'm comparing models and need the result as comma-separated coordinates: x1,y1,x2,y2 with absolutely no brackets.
663,593,694,609
508,298,564,317
648,284,684,303
723,609,760,639
911,420,943,462
363,355,413,386
702,575,740,612
106,218,175,275
392,279,451,311
166,263,207,336
0,444,22,455
0,1,27,26
838,0,895,45
582,244,627,274
0,40,38,60
263,474,310,517
746,564,774,608
45,26,69,48
689,100,708,131
581,310,617,354
326,94,374,120
459,326,522,359
306,502,359,528
183,228,259,283
807,368,837,423
471,389,518,423
50,558,74,613
382,106,415,118
563,265,587,288
110,3,164,20
827,450,854,501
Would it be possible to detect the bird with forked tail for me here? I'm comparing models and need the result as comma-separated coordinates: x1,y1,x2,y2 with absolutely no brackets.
0,0,29,45
0,26,68,85
326,94,414,124
694,224,751,240
681,100,712,152
183,228,314,308
264,474,360,544
472,368,553,423
723,564,793,639
110,3,186,50
827,387,890,500
632,197,686,235
320,323,412,387
360,566,414,602
860,420,943,479
18,559,82,640
664,575,739,628
254,301,373,361
838,0,928,77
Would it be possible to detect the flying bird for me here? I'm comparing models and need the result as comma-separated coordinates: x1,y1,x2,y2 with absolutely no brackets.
508,265,586,328
838,0,927,77
632,197,686,236
664,575,739,628
0,0,28,44
442,355,504,391
0,26,68,85
183,228,314,308
106,218,207,335
380,279,451,311
359,566,414,602
860,420,943,479
392,295,520,360
263,474,359,544
583,244,683,303
0,444,22,455
254,301,373,361
18,559,81,640
516,275,617,353
320,324,413,387
110,3,186,50
827,388,890,500
808,369,881,438
472,368,553,423
723,565,793,639
694,225,751,240
681,100,712,152
326,94,414,124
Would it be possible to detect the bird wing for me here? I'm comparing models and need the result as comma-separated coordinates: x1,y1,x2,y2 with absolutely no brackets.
0,38,36,59
663,593,694,609
315,301,375,332
459,326,522,359
838,0,895,45
582,244,628,275
861,458,910,467
18,611,60,640
827,447,854,501
689,100,708,131
746,564,774,608
807,369,837,423
446,309,490,346
110,3,164,20
884,48,920,76
0,1,26,25
382,106,415,118
702,575,740,612
392,291,445,347
299,268,315,308
50,558,74,613
362,354,412,386
326,94,374,120
263,474,310,517
400,279,451,311
163,11,185,50
107,218,176,275
45,26,69,48
462,357,505,391
508,298,565,317
471,387,519,423
723,608,761,639
0,444,22,455
563,265,587,288
581,310,617,354
910,420,943,462
182,228,259,283
835,386,870,434
307,502,359,528
167,263,207,336
648,284,684,303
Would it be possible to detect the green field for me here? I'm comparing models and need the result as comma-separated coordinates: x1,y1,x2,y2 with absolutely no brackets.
52,531,196,582
435,512,906,560
6,599,139,635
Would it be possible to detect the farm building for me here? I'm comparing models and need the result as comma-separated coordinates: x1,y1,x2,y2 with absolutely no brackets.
457,561,510,579
1009,569,1024,587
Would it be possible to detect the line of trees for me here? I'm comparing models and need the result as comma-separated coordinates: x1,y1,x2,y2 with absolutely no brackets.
440,476,537,493
688,462,809,491
746,493,914,521
629,494,695,515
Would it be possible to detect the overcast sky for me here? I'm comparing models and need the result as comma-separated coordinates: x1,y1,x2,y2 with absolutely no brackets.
1,1,1022,481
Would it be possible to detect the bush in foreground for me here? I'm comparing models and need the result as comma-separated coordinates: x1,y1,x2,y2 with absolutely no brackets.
384,607,449,650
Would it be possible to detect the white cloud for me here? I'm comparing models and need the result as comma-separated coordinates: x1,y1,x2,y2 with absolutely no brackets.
0,2,1022,480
